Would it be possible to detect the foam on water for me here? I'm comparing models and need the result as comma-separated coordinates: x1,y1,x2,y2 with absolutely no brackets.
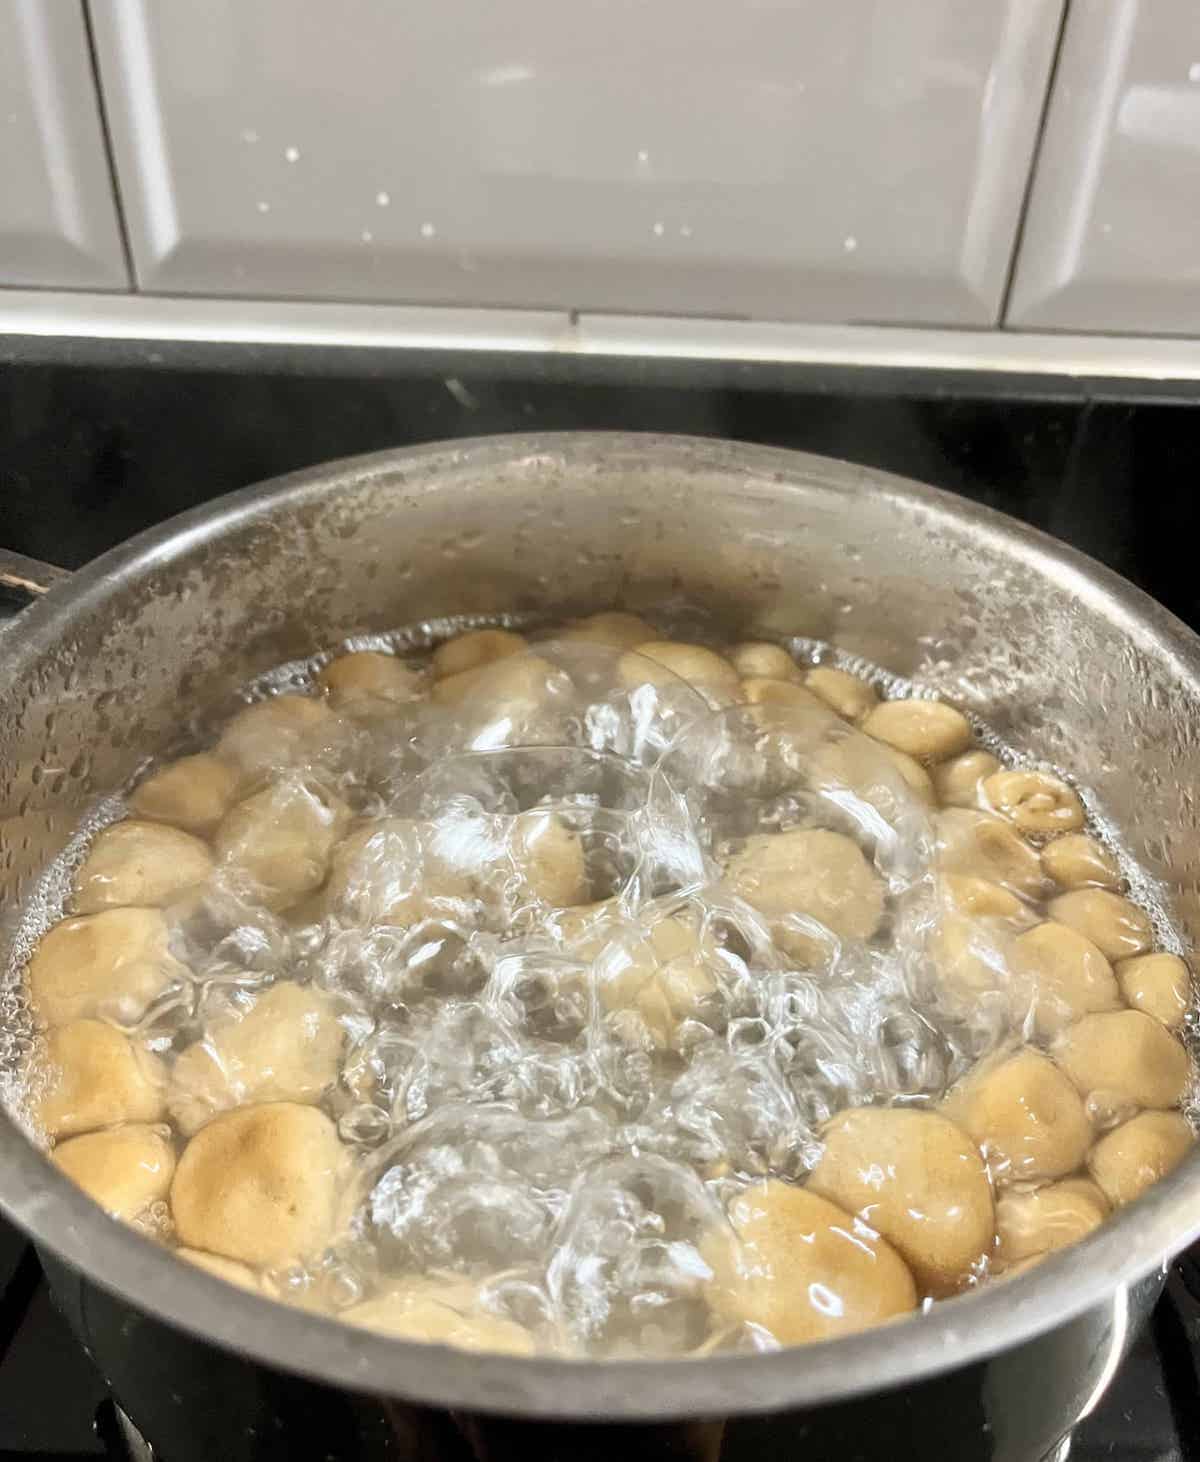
0,792,129,1134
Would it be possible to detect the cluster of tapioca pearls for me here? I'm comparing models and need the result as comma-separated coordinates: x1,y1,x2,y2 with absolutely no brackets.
22,610,1196,1354
699,645,1193,1345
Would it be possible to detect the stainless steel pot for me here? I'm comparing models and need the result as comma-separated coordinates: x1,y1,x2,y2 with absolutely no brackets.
2,432,1199,1462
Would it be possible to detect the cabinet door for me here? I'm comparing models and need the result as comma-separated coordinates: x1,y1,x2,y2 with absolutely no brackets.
92,0,1062,325
0,0,127,289
1009,0,1200,334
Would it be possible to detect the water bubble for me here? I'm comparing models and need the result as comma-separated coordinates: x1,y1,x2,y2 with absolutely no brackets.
362,1105,611,1271
338,1103,392,1146
548,1155,722,1355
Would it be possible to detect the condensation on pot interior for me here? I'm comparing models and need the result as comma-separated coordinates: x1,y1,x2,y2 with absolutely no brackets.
3,608,1197,1361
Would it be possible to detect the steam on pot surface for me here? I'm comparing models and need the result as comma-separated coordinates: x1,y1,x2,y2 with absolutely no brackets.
5,608,1195,1358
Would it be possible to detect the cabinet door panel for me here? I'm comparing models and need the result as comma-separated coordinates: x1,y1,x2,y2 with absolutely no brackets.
94,0,1062,325
0,0,127,289
1009,0,1200,335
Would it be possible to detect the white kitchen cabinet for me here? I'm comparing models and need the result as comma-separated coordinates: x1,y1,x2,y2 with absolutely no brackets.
1009,0,1200,335
91,0,1063,325
0,0,128,289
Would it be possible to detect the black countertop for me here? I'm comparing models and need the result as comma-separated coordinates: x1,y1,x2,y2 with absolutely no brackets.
1,353,1197,632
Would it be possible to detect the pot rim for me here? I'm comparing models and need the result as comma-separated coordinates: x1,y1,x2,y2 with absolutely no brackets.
3,430,1199,1420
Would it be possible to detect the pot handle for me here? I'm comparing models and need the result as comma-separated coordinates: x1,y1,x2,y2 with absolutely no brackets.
0,548,72,608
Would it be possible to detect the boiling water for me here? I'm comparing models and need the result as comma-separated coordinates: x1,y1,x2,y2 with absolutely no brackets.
4,614,1194,1357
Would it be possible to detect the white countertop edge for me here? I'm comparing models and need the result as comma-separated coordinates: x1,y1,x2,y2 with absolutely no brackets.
3,287,1200,380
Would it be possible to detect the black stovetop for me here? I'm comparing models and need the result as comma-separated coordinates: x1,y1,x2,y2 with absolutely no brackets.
1,345,1199,1459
